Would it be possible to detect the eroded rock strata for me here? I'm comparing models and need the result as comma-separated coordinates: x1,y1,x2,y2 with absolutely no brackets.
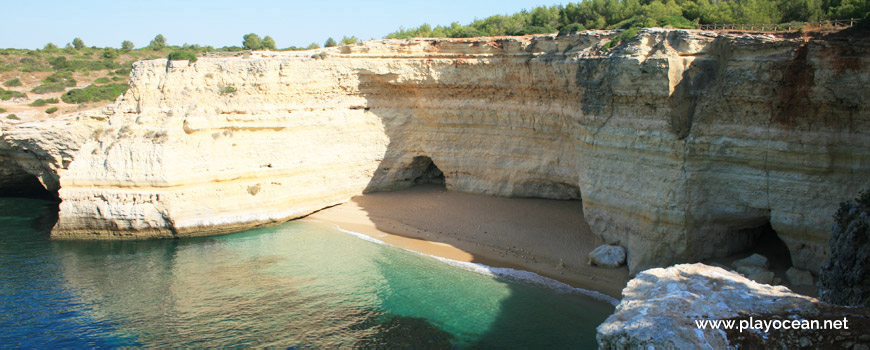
1,29,868,274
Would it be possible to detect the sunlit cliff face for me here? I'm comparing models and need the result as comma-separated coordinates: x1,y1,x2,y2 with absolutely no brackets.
2,29,868,274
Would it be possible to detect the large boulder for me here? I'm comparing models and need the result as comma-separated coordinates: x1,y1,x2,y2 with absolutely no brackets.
588,245,626,268
597,263,818,349
819,190,870,307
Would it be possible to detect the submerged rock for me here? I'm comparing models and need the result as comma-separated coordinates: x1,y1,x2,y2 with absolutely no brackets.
588,245,626,268
597,263,817,349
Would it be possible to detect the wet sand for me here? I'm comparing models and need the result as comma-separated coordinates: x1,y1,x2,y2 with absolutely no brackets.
304,184,631,299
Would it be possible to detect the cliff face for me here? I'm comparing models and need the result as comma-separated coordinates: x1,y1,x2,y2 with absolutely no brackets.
1,29,867,274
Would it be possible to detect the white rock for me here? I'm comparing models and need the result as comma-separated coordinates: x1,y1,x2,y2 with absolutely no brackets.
597,263,818,349
588,245,626,268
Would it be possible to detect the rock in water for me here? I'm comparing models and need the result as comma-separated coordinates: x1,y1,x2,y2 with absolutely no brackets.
785,267,813,286
588,245,626,268
732,253,769,269
819,190,870,307
597,263,818,349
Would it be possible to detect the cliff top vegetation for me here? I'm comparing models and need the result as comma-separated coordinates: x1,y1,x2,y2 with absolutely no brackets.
386,0,869,38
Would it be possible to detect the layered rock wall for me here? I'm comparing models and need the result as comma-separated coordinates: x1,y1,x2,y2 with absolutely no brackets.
1,29,868,273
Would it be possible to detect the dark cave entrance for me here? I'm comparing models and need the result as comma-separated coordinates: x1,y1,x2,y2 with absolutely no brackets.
0,173,58,201
408,156,445,187
0,169,60,234
735,222,793,271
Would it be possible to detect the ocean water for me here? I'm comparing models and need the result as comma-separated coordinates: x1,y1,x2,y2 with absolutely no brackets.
0,197,614,348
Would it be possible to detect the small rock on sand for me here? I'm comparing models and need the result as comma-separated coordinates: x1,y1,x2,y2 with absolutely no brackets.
588,244,626,268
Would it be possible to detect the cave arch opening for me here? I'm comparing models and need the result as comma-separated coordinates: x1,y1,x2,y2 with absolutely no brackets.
0,168,60,234
0,171,58,201
408,155,445,187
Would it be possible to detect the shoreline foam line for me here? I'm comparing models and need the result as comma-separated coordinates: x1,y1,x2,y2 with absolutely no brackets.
307,219,619,306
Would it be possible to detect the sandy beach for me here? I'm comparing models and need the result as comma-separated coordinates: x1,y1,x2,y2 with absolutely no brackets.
304,184,631,299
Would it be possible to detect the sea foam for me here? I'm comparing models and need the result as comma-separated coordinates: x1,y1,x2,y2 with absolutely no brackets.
318,221,619,306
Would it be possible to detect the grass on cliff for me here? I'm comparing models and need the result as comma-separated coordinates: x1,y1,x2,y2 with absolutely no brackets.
61,83,129,104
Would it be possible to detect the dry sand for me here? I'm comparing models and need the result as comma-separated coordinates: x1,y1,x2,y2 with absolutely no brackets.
304,184,631,298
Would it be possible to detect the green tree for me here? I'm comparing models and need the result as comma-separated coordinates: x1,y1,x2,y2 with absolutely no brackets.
44,43,58,50
307,42,320,49
262,35,276,50
243,33,262,50
324,37,337,47
121,40,135,51
150,34,167,50
72,37,85,49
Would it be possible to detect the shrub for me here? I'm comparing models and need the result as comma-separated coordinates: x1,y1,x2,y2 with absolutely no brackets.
219,86,237,95
43,71,77,86
32,71,75,94
121,40,135,51
6,114,19,120
72,38,85,49
662,15,697,29
94,77,110,84
29,99,48,106
340,36,359,45
0,88,26,100
102,49,118,59
558,23,586,35
167,51,197,62
602,27,639,52
45,107,58,114
44,43,58,50
3,78,22,87
114,67,132,76
61,83,128,103
0,107,5,113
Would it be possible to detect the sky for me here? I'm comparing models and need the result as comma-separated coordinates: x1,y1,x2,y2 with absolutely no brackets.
3,0,563,49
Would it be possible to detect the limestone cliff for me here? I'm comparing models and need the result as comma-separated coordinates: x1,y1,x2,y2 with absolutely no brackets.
1,29,868,274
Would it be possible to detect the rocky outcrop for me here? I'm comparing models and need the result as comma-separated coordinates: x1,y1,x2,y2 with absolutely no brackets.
0,110,107,198
597,264,816,348
597,263,868,349
819,189,870,307
1,29,868,273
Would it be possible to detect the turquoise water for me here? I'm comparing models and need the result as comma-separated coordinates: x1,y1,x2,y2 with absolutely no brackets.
0,197,613,348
